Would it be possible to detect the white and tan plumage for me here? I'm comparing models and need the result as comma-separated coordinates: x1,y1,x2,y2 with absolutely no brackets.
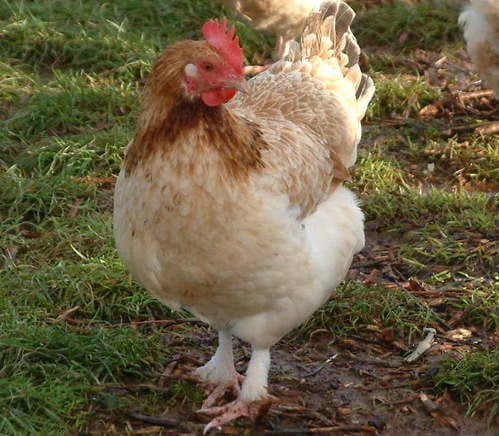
113,1,374,431
459,0,499,95
217,0,326,58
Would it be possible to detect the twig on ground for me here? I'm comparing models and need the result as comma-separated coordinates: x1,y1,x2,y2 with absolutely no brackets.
419,392,440,413
419,393,460,431
302,354,338,377
307,425,377,433
454,89,494,101
345,350,402,368
264,424,376,434
126,411,180,427
442,121,499,136
96,383,170,393
354,380,413,391
475,121,499,136
404,292,450,330
46,306,81,323
390,393,420,405
112,317,205,328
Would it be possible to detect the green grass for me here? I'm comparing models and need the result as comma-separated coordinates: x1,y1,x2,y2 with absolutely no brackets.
0,321,167,434
431,350,499,423
367,73,441,120
299,282,439,343
0,0,271,71
5,71,137,140
446,282,499,331
1,0,498,432
353,1,461,51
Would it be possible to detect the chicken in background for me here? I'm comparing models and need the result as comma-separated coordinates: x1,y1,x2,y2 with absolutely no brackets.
217,0,325,59
113,0,374,432
459,0,499,96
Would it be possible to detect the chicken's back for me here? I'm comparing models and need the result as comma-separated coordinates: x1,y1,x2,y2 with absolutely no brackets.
459,0,499,95
219,0,373,345
229,0,374,214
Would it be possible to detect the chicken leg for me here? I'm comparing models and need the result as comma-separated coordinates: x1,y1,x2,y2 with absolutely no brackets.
194,330,244,408
199,346,271,434
195,330,237,382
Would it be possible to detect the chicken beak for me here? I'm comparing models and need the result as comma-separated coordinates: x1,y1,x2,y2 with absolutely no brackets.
225,76,249,94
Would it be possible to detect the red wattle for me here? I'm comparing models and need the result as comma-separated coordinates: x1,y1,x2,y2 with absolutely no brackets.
201,88,237,106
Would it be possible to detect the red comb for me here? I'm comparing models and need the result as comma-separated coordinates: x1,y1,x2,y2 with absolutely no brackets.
202,18,243,74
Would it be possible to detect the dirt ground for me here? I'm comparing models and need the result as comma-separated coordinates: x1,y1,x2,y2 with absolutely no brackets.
84,200,498,436
90,324,496,435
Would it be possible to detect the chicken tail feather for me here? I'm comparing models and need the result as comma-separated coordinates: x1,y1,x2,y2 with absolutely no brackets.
289,0,374,119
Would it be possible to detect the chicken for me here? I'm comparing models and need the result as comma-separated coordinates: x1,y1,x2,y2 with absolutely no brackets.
459,0,499,95
113,1,374,432
217,0,325,58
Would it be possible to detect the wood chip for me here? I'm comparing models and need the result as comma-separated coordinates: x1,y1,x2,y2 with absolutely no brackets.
265,424,376,434
446,328,473,341
475,121,499,136
404,328,436,363
419,392,440,413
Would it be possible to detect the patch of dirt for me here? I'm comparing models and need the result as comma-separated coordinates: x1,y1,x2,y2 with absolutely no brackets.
267,341,493,436
85,316,496,436
366,47,499,139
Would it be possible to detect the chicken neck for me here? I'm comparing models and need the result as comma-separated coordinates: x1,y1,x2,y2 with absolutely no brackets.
125,95,268,181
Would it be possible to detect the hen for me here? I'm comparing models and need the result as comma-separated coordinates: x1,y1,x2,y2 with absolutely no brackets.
217,0,325,58
459,0,499,95
113,1,374,432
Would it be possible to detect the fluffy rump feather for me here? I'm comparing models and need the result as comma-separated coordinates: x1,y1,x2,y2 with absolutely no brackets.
459,0,499,95
217,0,325,57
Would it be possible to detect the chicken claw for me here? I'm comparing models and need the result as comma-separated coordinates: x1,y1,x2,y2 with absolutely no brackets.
199,398,261,435
202,372,245,409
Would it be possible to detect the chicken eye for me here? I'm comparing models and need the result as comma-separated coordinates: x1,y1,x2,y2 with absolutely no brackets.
202,62,214,71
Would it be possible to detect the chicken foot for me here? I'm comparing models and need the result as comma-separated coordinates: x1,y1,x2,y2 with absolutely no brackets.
194,330,244,408
200,398,261,434
199,347,272,433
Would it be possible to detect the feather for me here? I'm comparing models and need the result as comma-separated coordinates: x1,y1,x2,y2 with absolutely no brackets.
459,0,499,95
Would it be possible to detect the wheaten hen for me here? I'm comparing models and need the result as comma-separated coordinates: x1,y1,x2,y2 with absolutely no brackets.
113,1,374,432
